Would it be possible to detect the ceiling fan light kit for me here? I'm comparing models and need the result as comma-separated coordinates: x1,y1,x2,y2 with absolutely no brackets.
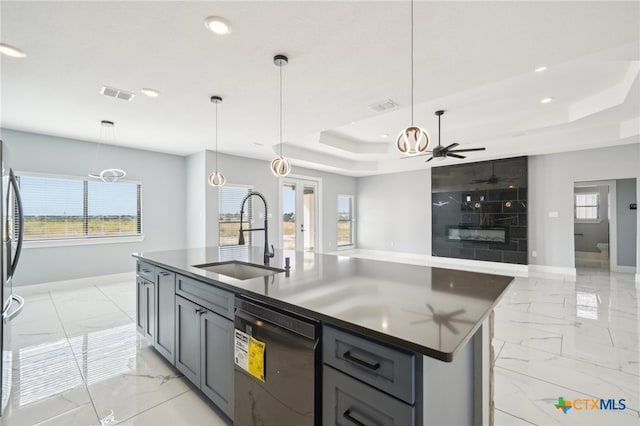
424,110,486,163
271,54,291,177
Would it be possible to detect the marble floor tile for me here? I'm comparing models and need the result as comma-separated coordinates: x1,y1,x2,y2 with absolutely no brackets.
85,344,193,423
32,403,99,426
497,342,640,411
52,297,125,323
495,367,640,425
494,408,536,425
9,316,67,350
118,390,231,426
493,320,563,355
61,309,134,339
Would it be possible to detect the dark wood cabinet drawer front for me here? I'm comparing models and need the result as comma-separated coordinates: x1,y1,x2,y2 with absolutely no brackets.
176,275,234,320
323,365,414,426
137,261,155,282
323,325,415,404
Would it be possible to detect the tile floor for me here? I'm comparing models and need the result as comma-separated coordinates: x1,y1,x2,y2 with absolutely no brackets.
0,265,637,425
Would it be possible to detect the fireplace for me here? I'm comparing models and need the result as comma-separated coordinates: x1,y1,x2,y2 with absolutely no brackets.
446,226,509,244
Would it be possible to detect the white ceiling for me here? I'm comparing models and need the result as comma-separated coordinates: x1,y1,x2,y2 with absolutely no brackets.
1,0,639,177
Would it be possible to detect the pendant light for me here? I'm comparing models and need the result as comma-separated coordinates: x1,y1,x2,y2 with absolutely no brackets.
396,0,430,156
270,54,291,177
89,120,126,183
208,95,226,187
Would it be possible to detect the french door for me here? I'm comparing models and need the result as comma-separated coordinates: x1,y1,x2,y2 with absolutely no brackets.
281,177,318,252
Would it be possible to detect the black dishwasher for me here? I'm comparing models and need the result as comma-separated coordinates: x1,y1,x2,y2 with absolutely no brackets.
234,297,320,426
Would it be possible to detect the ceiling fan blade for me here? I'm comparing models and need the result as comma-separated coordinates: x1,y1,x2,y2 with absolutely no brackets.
400,152,432,159
447,153,466,159
448,147,486,153
425,156,434,162
444,142,459,150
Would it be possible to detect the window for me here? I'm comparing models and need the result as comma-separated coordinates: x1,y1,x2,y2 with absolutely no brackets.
219,185,252,246
337,195,354,247
17,173,141,241
575,193,599,220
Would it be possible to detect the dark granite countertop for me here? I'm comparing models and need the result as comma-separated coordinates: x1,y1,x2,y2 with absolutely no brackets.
133,246,513,362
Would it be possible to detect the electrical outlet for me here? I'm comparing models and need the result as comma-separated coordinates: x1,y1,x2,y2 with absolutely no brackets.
532,250,537,257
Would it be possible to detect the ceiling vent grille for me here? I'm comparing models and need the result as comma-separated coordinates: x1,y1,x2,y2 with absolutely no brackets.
100,85,135,101
368,99,398,112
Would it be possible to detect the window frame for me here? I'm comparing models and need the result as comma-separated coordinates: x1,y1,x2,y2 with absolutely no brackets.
337,194,355,248
574,192,601,223
16,171,144,248
218,184,253,247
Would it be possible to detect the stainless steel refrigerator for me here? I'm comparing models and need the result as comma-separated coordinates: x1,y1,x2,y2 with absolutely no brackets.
0,140,24,415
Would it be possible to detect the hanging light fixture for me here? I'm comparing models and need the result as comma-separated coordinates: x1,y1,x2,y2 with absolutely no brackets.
271,54,291,177
207,95,226,187
89,120,126,183
396,0,430,156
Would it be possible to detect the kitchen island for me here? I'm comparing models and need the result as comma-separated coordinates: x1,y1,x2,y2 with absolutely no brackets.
134,246,513,425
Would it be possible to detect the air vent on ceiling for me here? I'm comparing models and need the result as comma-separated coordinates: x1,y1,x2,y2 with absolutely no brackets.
368,99,398,112
100,85,135,101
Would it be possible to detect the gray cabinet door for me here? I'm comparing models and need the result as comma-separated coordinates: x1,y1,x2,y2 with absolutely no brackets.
201,310,234,420
154,269,175,363
175,295,201,385
136,277,154,343
136,277,145,335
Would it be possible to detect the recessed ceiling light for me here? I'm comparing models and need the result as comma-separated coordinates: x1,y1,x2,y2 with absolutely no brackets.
381,134,389,139
253,141,264,146
0,43,27,58
141,88,160,97
534,66,547,73
540,97,554,104
204,16,231,35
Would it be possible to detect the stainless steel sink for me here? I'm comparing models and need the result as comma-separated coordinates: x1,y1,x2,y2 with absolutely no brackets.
192,260,285,280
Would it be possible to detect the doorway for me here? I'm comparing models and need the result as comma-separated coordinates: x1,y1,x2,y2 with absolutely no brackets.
573,181,615,270
280,177,319,252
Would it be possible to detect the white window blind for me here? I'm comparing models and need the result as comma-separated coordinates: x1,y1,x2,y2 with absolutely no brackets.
219,185,252,246
575,193,599,220
337,194,354,247
17,174,142,240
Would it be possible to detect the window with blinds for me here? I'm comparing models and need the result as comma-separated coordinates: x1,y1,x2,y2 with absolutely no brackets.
17,174,142,240
219,185,252,246
337,194,354,247
575,193,599,220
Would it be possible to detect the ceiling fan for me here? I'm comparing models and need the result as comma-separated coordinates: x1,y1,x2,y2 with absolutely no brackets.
413,110,486,162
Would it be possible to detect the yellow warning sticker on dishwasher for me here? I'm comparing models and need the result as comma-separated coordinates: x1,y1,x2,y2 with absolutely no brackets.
234,330,266,382
247,337,266,382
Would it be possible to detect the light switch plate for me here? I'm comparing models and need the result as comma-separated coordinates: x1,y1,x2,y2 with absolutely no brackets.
548,211,559,218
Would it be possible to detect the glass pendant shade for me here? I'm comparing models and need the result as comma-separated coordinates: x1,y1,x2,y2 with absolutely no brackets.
396,126,430,156
208,170,226,187
270,156,291,177
207,95,226,187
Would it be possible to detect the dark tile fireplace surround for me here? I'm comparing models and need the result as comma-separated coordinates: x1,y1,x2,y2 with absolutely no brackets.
432,156,528,265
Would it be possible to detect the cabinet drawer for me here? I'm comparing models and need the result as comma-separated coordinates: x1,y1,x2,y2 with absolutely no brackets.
176,275,234,320
323,325,415,404
137,261,155,282
323,365,414,426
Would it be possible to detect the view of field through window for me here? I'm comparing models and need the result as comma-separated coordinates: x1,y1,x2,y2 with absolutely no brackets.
19,175,141,239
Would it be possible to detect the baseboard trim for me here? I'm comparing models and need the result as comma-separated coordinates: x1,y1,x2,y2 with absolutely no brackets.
425,255,529,277
15,272,136,293
610,265,637,273
528,264,577,277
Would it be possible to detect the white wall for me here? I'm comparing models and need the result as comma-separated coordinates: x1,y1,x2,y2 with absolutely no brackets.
189,151,357,253
356,169,432,254
185,151,206,249
529,144,640,270
2,128,187,286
